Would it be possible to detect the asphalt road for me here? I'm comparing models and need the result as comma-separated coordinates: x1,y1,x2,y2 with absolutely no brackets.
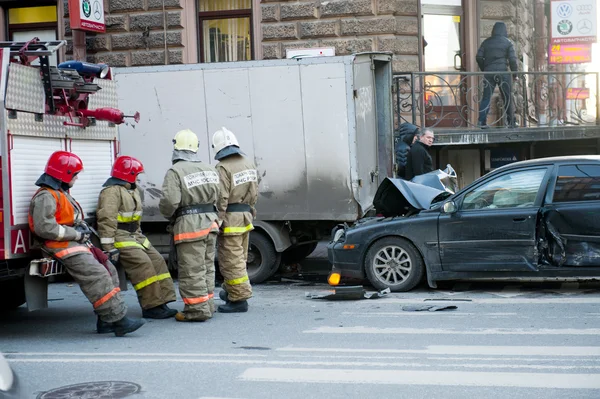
2,253,600,398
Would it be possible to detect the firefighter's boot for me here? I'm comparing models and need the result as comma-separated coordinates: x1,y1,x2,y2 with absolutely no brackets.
219,290,229,302
113,316,145,337
218,300,248,313
142,305,176,319
161,304,178,317
97,316,114,334
175,312,207,322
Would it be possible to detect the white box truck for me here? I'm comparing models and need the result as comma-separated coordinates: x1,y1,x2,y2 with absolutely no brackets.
115,52,395,283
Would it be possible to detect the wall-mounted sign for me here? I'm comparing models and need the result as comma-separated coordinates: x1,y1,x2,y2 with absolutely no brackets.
489,149,519,169
549,43,592,63
68,0,105,33
566,88,590,99
285,47,335,59
551,0,597,44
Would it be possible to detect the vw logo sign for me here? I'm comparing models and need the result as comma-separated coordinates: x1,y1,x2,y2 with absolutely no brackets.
557,3,573,18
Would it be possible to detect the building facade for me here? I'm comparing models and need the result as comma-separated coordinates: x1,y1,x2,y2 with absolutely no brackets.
0,0,597,187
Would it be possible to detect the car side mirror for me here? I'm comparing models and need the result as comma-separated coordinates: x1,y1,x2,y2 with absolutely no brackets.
443,201,457,214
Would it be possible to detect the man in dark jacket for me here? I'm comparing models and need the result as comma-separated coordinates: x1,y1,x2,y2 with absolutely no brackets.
395,122,419,179
476,22,518,128
406,129,434,180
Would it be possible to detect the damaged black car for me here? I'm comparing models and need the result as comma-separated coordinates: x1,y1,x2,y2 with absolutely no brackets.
327,156,600,292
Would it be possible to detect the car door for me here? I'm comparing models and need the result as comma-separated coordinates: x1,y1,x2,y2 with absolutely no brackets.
438,166,551,272
543,163,600,267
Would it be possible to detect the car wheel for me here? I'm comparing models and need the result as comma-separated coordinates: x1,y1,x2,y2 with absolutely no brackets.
364,237,424,292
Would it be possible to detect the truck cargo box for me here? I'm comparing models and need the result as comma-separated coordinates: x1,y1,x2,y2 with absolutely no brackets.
115,53,394,223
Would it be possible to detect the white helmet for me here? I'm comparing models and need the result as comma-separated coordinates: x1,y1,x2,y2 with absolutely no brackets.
212,127,239,154
173,129,199,153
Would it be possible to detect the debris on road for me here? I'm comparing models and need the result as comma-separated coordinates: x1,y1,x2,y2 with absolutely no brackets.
305,286,391,300
402,305,458,312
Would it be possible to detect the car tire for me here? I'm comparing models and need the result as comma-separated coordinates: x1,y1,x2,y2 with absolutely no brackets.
0,278,26,312
247,232,281,284
364,237,424,292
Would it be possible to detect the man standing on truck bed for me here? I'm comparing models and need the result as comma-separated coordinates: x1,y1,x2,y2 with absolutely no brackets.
97,156,178,320
159,129,220,322
212,127,258,313
28,151,145,336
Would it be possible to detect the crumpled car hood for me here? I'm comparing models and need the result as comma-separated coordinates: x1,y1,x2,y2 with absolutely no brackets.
373,168,457,217
373,179,445,217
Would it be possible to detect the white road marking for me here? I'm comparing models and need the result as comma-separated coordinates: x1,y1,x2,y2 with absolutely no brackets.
239,368,600,389
8,352,266,357
341,312,518,317
304,326,600,335
276,345,600,357
7,358,600,370
380,297,600,304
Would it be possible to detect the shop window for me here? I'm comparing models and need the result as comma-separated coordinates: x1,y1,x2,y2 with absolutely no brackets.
198,0,252,63
7,5,59,66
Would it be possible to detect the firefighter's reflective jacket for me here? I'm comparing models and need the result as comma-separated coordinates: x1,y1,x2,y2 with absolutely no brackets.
215,154,258,236
28,188,89,260
97,180,150,251
159,160,220,244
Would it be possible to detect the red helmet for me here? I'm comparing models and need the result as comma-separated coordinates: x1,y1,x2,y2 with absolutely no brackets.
111,156,144,183
45,151,84,183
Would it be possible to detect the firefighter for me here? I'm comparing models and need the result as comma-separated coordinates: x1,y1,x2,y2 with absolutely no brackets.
97,156,178,319
212,127,258,313
28,151,144,336
159,129,220,322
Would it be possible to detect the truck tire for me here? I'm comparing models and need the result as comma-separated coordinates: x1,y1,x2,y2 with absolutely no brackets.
282,242,319,265
0,278,26,312
364,237,424,292
247,232,281,284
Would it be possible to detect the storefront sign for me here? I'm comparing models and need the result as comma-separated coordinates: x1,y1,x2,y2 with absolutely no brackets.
549,43,592,63
566,88,590,99
551,0,597,44
68,0,105,33
490,149,519,169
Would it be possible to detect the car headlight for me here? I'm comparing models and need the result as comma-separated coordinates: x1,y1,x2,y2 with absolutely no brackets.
333,228,345,243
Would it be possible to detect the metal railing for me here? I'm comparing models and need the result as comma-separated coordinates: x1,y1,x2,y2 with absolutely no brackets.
393,71,600,130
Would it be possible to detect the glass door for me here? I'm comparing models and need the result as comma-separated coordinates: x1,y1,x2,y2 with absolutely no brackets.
421,2,466,128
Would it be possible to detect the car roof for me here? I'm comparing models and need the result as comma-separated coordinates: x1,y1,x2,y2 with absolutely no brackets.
496,155,600,171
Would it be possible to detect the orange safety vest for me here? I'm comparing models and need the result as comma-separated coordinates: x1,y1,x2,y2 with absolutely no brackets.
28,187,81,250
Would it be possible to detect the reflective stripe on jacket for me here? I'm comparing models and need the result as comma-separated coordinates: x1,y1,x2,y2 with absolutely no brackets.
159,160,220,244
28,187,85,259
97,184,145,251
216,155,258,236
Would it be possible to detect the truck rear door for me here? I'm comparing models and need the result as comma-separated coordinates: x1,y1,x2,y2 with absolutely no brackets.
353,56,379,216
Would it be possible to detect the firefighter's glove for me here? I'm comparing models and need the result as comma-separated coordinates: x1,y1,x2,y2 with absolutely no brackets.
107,249,120,264
74,225,92,243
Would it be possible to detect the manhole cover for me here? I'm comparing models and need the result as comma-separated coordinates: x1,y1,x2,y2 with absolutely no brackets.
37,381,141,399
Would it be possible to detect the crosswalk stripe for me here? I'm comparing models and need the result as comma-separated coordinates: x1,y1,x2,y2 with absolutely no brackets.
304,326,600,335
276,345,600,357
239,368,600,389
379,298,600,304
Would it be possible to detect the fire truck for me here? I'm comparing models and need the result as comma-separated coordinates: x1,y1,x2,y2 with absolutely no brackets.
0,39,137,312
